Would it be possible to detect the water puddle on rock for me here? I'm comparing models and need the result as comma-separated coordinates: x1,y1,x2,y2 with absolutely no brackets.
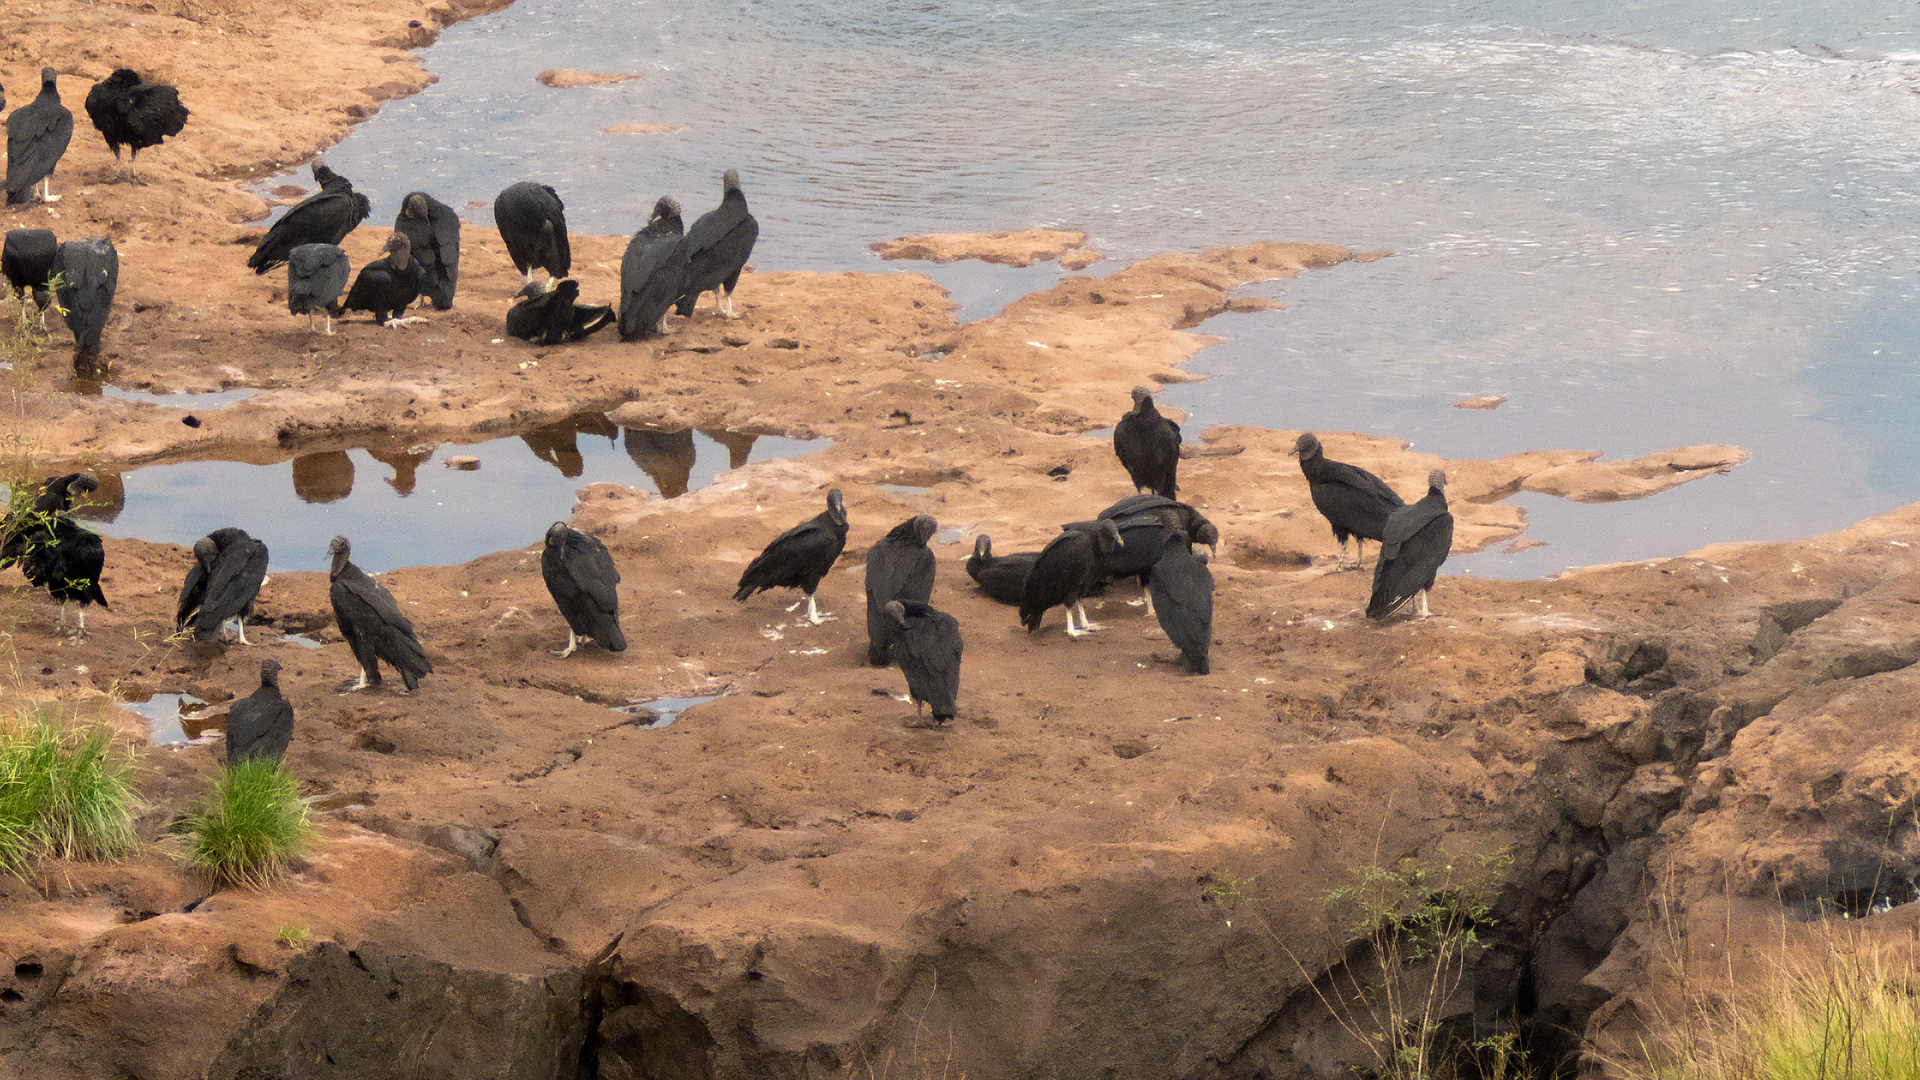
122,692,215,747
613,694,720,729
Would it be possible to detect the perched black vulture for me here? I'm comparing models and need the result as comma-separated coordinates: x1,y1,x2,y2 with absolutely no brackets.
225,659,293,766
506,278,613,345
1368,469,1453,621
1113,386,1182,498
1019,518,1122,636
247,162,371,274
52,238,118,368
541,521,626,657
965,535,1040,606
675,168,759,319
5,68,74,206
1291,432,1406,569
864,514,937,666
394,191,460,310
327,535,432,692
884,599,962,726
733,488,848,625
82,69,189,184
3,228,57,310
1069,509,1221,615
1150,528,1214,675
334,233,425,326
20,513,108,639
0,471,98,571
494,181,570,284
618,196,689,342
286,243,349,334
176,527,269,644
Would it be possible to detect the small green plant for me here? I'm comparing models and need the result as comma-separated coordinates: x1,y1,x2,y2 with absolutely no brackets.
1201,870,1266,911
179,758,313,888
275,923,310,948
0,710,140,875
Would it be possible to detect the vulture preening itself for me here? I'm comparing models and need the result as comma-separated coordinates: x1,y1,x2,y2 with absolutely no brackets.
676,168,758,319
506,278,614,344
247,162,371,274
52,237,119,369
618,196,689,342
1150,527,1214,675
864,514,937,666
334,233,425,326
225,659,293,766
541,522,626,657
394,191,460,310
1292,432,1405,569
287,243,350,334
885,600,962,726
965,535,1039,606
3,228,58,311
1368,469,1454,621
82,68,189,184
494,181,570,285
733,488,849,626
1113,386,1181,499
5,68,74,205
327,535,432,692
176,527,269,644
1019,518,1122,637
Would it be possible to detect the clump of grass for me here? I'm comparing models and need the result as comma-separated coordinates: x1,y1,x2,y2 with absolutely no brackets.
275,923,310,948
179,759,313,888
0,711,140,875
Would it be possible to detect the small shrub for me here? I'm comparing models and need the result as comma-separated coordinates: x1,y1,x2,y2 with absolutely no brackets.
0,712,140,874
179,759,313,888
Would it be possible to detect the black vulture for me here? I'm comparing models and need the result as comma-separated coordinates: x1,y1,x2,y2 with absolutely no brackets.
3,228,57,310
394,191,460,310
286,243,350,334
82,68,189,184
1019,518,1122,636
1150,527,1213,675
247,162,371,274
225,658,293,766
333,233,425,327
1113,386,1182,498
541,521,626,657
1291,432,1406,569
176,527,268,644
506,279,614,345
618,196,689,342
733,488,848,625
0,471,98,571
884,600,961,726
1368,469,1453,621
1069,509,1221,616
864,514,937,666
675,168,759,319
20,513,108,639
965,535,1039,606
327,535,432,692
52,238,118,369
5,68,74,205
494,181,570,284
1096,493,1215,542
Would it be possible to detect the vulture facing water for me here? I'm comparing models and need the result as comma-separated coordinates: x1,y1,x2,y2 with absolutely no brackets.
286,243,349,334
541,522,626,657
247,162,371,274
53,237,119,369
1019,518,1122,637
335,233,424,326
1150,527,1213,674
176,527,268,644
394,191,460,310
965,535,1039,606
494,181,570,284
885,599,962,726
5,69,74,205
1368,469,1453,621
225,659,293,766
1292,432,1405,569
506,279,614,344
1113,386,1182,498
327,535,432,691
82,68,189,184
618,196,688,341
733,488,848,625
676,168,758,319
864,515,937,666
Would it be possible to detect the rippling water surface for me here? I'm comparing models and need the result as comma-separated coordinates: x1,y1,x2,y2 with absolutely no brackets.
251,0,1920,575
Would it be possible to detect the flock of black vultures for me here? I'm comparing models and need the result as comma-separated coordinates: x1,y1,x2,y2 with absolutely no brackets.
1,64,1455,741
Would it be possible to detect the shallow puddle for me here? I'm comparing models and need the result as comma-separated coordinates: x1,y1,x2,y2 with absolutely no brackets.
121,692,214,746
613,694,720,729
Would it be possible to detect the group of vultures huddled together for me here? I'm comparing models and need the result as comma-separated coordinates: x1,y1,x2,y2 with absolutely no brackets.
3,64,759,371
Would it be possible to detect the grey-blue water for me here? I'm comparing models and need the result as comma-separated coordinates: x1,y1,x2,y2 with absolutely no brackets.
259,0,1920,575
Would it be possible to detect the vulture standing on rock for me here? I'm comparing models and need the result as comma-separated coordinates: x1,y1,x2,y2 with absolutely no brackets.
733,488,848,625
286,243,349,334
885,600,961,726
676,168,758,319
5,68,74,206
1150,527,1213,674
327,535,432,692
176,527,269,644
334,233,425,326
1291,432,1405,569
3,228,58,311
225,659,293,766
494,181,570,285
53,237,119,371
247,162,371,274
965,535,1040,606
505,278,614,344
1113,386,1182,498
864,515,937,666
541,522,626,657
394,191,460,309
1020,518,1123,637
0,472,98,571
618,196,688,342
82,68,189,184
1368,469,1453,621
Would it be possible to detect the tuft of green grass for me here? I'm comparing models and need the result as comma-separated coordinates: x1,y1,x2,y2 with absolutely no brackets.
0,712,140,875
275,923,310,948
179,758,313,888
